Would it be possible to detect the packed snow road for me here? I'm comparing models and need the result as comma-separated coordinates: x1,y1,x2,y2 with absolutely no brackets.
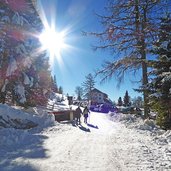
1,111,171,171
39,112,126,171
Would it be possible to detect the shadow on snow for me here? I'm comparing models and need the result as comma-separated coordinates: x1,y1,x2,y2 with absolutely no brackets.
0,129,49,171
78,124,91,132
87,123,99,129
71,121,91,132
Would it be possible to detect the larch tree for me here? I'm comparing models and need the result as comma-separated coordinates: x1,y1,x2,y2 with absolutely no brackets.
84,0,170,118
75,86,84,101
82,73,96,102
132,96,143,108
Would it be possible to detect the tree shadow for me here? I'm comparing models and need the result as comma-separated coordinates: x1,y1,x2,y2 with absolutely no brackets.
0,129,49,171
0,163,38,171
87,123,99,129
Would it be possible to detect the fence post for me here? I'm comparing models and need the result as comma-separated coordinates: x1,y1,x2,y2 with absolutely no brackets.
70,110,74,121
52,103,55,110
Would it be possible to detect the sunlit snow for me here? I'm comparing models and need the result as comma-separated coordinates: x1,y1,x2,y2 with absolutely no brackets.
0,97,171,171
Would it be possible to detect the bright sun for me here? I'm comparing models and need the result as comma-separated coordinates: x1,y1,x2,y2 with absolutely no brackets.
39,28,66,60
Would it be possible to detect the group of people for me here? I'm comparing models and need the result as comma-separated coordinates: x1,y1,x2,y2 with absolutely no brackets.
74,106,89,124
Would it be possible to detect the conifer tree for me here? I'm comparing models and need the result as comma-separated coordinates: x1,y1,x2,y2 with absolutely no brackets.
53,75,58,92
58,86,63,94
0,0,51,106
118,97,123,106
148,14,171,128
51,75,58,93
123,90,131,107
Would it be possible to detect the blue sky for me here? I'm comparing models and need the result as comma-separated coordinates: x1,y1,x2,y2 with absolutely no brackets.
39,0,142,102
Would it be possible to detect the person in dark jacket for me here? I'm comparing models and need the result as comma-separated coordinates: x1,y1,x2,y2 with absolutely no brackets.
75,106,82,124
83,106,89,124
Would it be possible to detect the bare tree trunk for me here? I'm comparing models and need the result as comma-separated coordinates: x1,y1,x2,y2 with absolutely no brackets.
141,5,149,118
142,55,149,118
135,0,149,118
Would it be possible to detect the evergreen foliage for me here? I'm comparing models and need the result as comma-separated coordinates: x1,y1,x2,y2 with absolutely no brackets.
58,86,63,94
0,0,51,107
51,75,58,93
148,14,171,129
118,97,123,106
123,90,131,107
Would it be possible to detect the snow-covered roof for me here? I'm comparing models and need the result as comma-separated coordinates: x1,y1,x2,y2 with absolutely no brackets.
91,88,108,97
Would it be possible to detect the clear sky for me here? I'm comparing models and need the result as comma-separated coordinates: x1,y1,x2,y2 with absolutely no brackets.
38,0,142,102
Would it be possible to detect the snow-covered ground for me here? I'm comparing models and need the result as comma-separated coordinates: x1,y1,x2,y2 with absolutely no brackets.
0,103,171,171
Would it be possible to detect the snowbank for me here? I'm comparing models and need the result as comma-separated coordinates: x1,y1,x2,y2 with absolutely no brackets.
109,111,171,145
47,92,70,111
0,104,55,151
109,112,171,169
0,104,55,129
0,128,35,148
109,112,164,133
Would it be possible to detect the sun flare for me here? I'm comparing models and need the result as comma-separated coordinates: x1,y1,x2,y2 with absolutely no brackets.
39,28,66,61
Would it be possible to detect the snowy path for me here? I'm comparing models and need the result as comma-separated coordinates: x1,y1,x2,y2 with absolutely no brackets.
26,113,124,171
1,112,171,171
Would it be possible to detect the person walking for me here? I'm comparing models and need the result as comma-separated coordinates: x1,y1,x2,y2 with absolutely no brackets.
75,106,82,124
83,106,89,124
